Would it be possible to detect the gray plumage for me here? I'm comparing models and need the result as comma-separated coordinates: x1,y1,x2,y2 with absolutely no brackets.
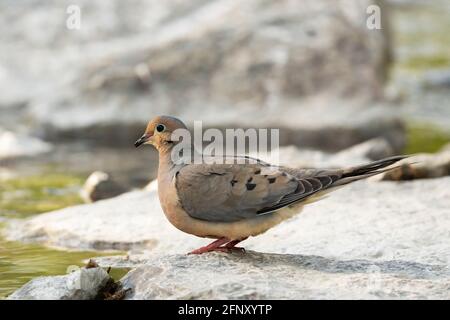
175,155,408,223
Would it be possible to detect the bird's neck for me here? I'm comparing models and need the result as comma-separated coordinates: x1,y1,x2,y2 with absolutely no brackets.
157,148,181,183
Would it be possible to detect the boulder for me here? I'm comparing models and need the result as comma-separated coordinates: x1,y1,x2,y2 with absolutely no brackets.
7,267,111,300
96,251,450,300
0,0,394,150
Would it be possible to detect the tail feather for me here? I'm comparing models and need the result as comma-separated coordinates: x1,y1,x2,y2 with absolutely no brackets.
335,155,410,186
342,155,409,177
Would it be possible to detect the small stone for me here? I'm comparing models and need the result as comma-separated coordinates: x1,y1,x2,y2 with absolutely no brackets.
7,267,111,300
80,171,127,203
373,149,450,181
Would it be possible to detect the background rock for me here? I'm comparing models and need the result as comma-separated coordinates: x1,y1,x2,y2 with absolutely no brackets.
7,267,111,300
252,138,396,169
0,130,53,160
373,147,450,180
0,0,392,146
80,171,128,203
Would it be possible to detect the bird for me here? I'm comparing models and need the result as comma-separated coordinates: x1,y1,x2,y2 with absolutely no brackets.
135,115,408,254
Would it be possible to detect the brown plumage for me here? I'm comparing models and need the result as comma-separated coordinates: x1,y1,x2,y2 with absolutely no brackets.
135,115,408,254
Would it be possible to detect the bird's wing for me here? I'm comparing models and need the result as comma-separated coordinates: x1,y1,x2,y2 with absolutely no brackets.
174,162,336,222
174,155,408,222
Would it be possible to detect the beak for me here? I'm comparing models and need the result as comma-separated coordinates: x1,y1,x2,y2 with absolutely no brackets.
134,133,151,148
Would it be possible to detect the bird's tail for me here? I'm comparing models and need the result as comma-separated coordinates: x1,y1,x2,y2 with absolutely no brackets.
334,155,410,186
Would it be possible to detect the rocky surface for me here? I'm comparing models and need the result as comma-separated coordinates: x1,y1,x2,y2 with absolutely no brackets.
0,0,394,147
8,173,448,300
7,267,111,300
95,175,450,300
99,251,450,300
103,175,450,300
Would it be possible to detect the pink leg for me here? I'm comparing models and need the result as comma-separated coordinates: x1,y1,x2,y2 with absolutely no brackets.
224,237,248,253
188,237,230,255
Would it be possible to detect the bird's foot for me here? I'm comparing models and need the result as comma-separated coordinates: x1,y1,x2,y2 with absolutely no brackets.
188,246,246,254
188,237,230,255
223,246,246,253
188,238,247,255
222,238,247,253
188,246,214,254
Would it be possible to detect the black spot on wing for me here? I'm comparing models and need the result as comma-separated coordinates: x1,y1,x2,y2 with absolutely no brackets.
246,183,257,191
209,172,225,176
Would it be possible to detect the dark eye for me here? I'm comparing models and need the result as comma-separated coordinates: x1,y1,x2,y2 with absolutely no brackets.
156,124,165,132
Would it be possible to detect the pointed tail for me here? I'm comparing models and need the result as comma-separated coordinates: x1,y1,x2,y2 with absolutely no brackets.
335,155,410,186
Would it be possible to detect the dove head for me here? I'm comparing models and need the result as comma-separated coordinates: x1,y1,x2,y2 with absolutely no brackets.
134,116,188,153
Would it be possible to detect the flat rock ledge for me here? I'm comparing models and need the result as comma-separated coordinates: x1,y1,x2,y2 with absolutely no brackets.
94,252,450,300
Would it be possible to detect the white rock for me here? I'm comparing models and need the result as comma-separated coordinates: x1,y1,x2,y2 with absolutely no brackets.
7,267,110,300
109,251,450,299
0,0,392,140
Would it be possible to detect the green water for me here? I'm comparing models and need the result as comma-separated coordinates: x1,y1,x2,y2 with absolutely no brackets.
0,173,125,299
0,173,84,219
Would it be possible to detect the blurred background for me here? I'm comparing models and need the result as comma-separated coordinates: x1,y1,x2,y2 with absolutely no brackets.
0,0,449,298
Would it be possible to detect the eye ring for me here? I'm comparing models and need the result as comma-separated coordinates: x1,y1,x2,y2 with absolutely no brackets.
156,124,165,133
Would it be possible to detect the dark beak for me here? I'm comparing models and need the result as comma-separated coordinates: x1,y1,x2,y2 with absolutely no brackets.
134,134,151,148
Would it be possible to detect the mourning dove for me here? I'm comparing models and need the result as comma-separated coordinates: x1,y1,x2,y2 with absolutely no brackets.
135,116,407,254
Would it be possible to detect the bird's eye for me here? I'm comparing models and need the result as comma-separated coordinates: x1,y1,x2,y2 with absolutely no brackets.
156,124,165,133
